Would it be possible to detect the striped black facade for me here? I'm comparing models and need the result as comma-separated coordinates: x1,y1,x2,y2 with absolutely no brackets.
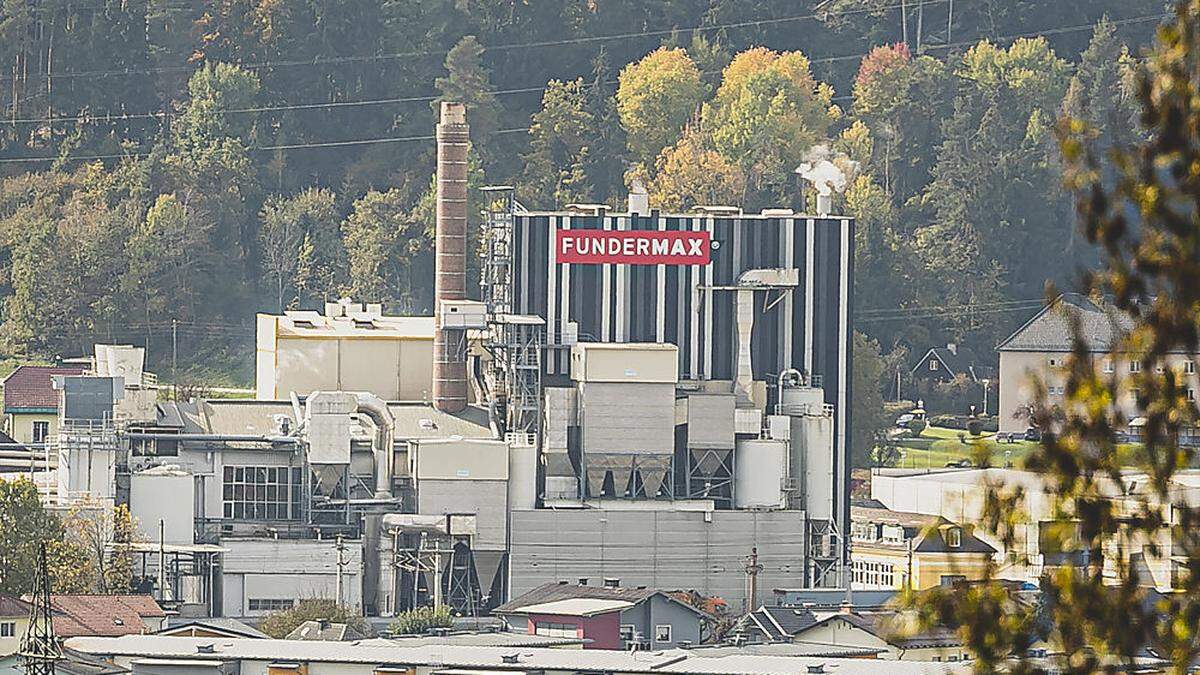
511,212,854,494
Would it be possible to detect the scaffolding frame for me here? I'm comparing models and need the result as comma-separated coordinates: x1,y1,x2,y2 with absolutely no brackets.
480,186,544,438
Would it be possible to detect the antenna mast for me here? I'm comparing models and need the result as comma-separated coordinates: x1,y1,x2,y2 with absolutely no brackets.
20,541,59,675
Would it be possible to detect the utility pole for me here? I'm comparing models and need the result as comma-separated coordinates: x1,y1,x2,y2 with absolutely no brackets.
334,534,346,606
158,519,166,602
171,319,178,402
743,547,763,613
981,379,990,416
947,0,954,44
900,0,908,46
915,0,924,52
432,545,444,609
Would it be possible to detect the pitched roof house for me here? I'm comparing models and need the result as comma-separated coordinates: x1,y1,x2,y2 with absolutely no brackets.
2,365,85,445
995,293,1195,433
48,595,166,638
494,580,714,650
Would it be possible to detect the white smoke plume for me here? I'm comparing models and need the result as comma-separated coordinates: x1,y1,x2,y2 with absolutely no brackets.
795,144,860,196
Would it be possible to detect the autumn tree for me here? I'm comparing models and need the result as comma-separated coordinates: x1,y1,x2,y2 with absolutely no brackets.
616,47,706,166
645,125,745,211
915,5,1200,671
703,47,835,204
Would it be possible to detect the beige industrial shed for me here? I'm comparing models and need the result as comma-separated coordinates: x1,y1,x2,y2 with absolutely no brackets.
255,301,434,400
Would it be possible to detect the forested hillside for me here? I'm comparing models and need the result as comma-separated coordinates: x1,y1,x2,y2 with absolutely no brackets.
0,0,1164,383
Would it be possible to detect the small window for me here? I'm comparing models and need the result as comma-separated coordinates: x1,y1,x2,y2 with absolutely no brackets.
929,359,939,371
1189,389,1195,402
1103,359,1114,374
0,621,14,637
655,624,672,643
619,624,635,642
1130,361,1142,373
1156,364,1165,374
947,528,962,548
32,420,49,444
1048,358,1057,367
1187,361,1197,375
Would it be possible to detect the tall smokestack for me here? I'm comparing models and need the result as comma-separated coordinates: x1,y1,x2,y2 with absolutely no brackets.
433,102,469,413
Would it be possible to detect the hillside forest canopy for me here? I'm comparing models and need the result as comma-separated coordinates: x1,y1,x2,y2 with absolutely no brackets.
0,0,1158,396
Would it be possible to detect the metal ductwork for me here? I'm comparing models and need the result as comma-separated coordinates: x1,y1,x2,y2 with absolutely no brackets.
354,393,395,497
434,102,470,413
732,269,799,405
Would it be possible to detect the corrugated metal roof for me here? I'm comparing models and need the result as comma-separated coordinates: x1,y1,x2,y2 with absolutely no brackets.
65,635,964,674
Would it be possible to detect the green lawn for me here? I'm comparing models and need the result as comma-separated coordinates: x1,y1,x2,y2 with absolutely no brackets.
892,425,1147,469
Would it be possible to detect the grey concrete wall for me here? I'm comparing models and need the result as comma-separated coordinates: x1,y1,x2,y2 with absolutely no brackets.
509,508,807,609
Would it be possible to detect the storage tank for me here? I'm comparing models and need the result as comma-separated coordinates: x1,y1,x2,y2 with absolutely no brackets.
792,413,834,519
508,441,538,510
734,439,787,509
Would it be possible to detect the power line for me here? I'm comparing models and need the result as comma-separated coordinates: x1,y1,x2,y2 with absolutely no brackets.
0,127,531,164
0,10,1166,128
0,0,956,83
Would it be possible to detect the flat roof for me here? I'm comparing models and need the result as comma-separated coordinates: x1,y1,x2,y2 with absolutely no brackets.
66,635,962,675
505,598,635,617
268,312,434,339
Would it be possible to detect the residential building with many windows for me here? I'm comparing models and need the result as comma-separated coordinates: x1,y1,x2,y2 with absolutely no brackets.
997,293,1200,434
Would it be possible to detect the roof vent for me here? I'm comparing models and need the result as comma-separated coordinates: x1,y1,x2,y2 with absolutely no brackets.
113,618,124,626
418,418,437,430
557,580,569,585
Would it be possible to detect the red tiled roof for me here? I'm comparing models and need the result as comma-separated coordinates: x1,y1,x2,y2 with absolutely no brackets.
3,365,85,412
48,595,165,638
0,594,31,617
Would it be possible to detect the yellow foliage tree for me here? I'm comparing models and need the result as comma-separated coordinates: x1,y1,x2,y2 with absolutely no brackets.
616,48,706,166
646,126,746,211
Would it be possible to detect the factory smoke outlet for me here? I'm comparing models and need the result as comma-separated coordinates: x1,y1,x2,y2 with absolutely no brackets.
45,103,854,622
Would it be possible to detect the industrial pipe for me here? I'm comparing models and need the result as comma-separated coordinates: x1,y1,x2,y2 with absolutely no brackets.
354,393,395,497
122,433,300,444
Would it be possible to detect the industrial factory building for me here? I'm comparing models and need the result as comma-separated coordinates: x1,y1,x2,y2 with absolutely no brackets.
34,102,856,624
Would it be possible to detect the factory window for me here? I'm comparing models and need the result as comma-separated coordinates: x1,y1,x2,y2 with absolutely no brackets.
0,621,14,637
222,465,303,520
655,625,672,643
32,421,49,444
248,598,295,612
534,622,577,638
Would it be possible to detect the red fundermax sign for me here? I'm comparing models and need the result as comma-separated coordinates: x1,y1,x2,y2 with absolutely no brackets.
556,229,712,265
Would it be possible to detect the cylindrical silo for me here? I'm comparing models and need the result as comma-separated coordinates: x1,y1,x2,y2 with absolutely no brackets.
508,441,538,510
734,439,787,509
433,102,469,413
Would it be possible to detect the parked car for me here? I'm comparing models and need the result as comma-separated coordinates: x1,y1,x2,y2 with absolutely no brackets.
1023,427,1042,442
995,432,1016,444
944,458,973,468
